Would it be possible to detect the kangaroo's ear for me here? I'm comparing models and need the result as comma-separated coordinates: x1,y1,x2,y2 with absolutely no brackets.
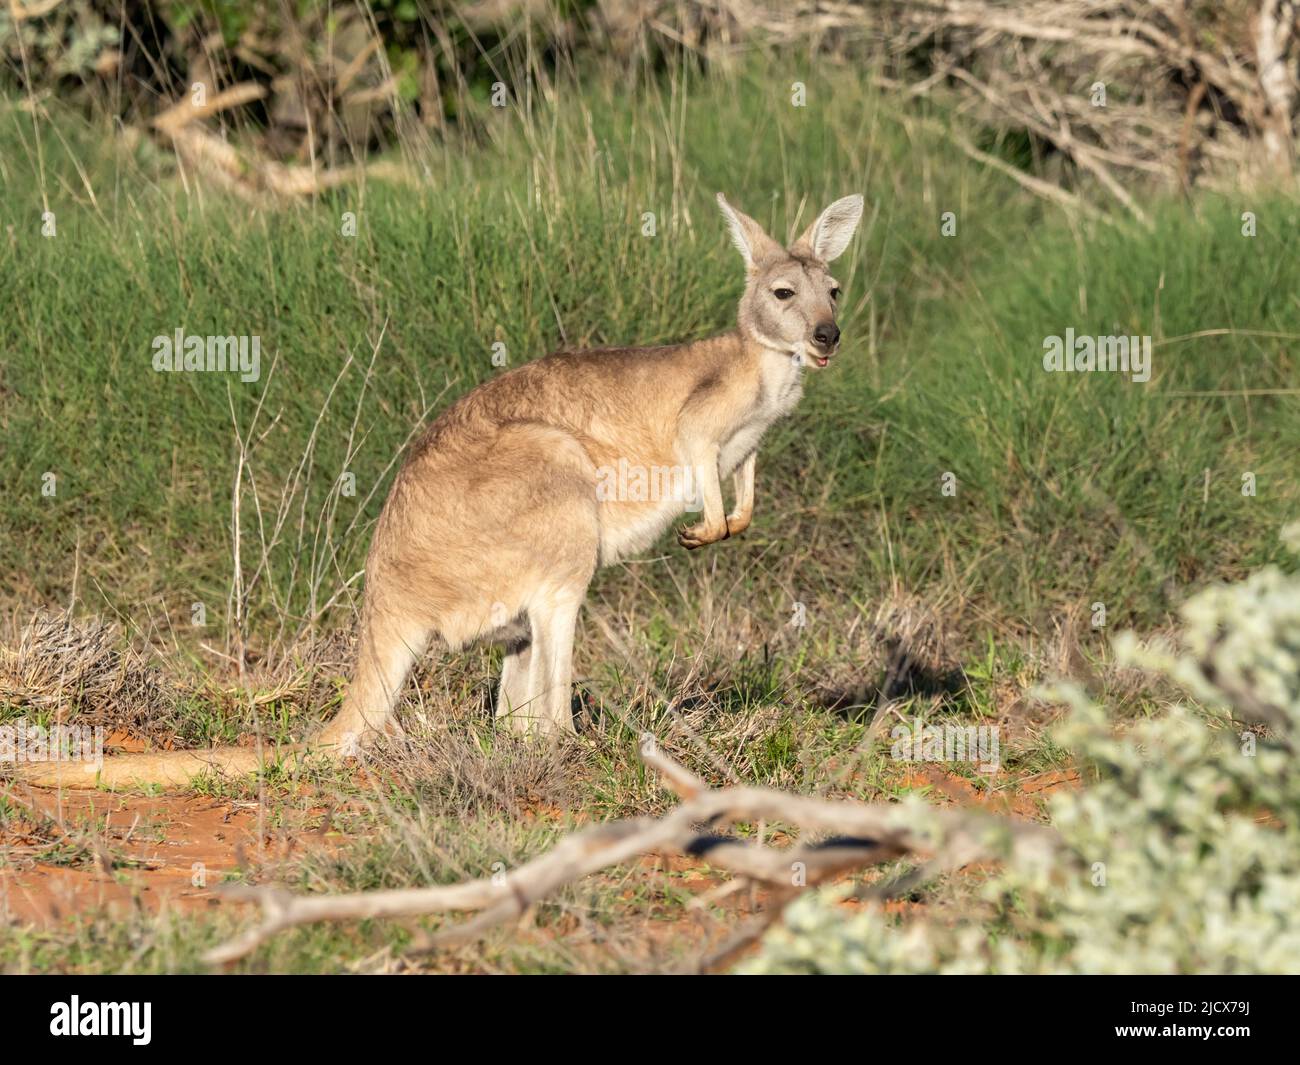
792,194,865,263
717,193,783,270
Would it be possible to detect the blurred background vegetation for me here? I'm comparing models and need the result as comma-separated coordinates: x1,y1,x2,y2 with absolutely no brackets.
3,1,1297,189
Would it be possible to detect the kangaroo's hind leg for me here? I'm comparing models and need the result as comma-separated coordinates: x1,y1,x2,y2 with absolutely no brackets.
490,425,599,737
497,630,535,722
319,607,433,754
500,594,581,736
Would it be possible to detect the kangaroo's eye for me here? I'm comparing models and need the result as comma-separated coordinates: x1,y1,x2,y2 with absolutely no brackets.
830,287,841,300
773,288,795,301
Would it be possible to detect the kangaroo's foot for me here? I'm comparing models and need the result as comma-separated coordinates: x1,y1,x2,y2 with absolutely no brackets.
678,519,731,549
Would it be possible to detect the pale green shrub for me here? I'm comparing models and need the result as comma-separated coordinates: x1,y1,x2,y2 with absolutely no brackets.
743,528,1300,974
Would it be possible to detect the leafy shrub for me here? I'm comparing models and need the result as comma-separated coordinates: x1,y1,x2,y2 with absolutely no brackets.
743,524,1300,974
0,3,119,82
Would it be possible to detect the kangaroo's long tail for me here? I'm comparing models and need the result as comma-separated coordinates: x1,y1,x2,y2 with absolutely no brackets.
7,743,310,789
7,610,415,790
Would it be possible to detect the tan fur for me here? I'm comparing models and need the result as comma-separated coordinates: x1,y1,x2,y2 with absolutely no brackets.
16,194,863,789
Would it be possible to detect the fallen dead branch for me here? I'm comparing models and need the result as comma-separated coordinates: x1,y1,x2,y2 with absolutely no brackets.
163,125,366,203
896,110,1108,222
203,740,1056,966
6,0,66,20
154,118,414,204
151,82,269,137
148,78,417,202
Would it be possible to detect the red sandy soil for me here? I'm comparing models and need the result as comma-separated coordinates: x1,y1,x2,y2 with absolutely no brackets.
1,762,1079,934
0,787,340,928
900,765,1081,818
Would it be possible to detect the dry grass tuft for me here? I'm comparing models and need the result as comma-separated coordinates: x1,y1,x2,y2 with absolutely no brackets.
0,614,365,747
0,612,177,737
366,720,586,821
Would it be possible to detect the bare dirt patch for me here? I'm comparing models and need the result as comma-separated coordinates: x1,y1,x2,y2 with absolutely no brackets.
900,765,1081,818
1,756,1078,973
0,788,335,928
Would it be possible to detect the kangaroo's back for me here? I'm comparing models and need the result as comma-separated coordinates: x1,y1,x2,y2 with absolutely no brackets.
403,335,739,472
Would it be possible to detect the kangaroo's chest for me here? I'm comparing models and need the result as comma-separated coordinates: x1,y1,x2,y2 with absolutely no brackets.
720,351,804,475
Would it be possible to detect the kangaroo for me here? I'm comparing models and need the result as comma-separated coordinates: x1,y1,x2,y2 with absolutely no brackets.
16,193,863,788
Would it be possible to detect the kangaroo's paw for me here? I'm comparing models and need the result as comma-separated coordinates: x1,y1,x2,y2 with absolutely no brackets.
677,521,730,550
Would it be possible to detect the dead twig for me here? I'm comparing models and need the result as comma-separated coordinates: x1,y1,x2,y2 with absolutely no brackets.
152,82,268,136
7,0,65,20
203,743,1055,966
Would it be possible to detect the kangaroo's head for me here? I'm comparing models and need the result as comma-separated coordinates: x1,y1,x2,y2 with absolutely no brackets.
717,193,864,369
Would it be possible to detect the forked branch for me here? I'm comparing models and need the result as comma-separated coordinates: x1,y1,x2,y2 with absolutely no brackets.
204,742,1056,966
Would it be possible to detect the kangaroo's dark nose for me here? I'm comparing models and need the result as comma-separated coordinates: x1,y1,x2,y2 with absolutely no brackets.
813,323,840,351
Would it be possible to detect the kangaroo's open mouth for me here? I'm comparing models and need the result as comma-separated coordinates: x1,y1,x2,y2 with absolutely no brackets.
812,354,830,368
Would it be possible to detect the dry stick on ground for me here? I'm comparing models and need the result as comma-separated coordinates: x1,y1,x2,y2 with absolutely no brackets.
203,745,1056,966
940,63,1153,227
152,82,268,136
7,0,66,19
149,81,413,202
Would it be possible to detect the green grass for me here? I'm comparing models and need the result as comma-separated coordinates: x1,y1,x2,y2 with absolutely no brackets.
2,62,1295,651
